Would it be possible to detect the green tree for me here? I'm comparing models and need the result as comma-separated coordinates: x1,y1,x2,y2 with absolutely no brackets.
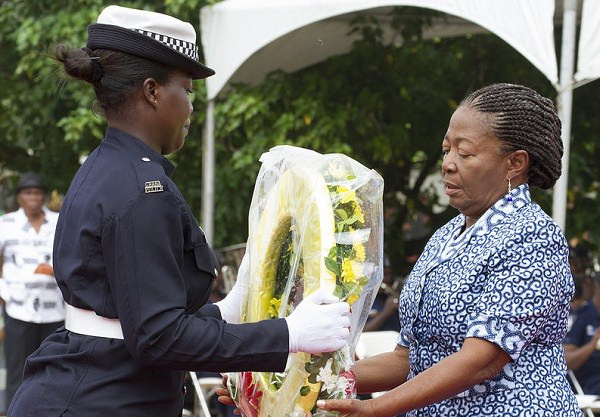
1,2,599,270
566,80,600,259
209,8,569,275
0,0,211,201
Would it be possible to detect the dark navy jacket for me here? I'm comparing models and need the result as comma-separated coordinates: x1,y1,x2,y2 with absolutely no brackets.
9,127,288,417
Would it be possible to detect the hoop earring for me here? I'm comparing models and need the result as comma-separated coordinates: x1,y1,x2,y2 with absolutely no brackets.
507,177,513,202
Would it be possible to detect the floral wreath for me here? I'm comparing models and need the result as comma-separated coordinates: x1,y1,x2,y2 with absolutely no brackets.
228,146,383,417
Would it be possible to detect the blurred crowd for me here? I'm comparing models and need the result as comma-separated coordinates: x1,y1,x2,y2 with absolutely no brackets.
564,244,600,399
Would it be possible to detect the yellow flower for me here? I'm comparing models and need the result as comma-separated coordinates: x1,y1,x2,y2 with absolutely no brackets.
347,294,359,305
341,259,355,284
353,243,366,262
342,259,363,285
353,202,365,224
268,297,282,318
338,186,357,204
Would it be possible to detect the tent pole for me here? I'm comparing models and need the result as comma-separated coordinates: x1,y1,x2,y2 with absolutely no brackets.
202,99,215,246
552,0,578,231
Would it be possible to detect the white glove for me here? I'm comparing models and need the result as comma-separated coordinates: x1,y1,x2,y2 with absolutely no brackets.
215,253,249,324
285,289,351,354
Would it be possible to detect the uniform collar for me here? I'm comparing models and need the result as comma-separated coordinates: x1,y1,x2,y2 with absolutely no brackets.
105,126,175,177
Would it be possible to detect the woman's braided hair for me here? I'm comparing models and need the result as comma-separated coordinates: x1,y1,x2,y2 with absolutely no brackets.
460,83,563,189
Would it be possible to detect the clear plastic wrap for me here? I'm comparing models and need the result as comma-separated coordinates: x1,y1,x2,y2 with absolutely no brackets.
228,145,384,417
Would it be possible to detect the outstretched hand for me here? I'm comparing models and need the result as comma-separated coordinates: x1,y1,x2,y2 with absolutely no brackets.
215,386,236,408
315,398,375,417
215,374,242,415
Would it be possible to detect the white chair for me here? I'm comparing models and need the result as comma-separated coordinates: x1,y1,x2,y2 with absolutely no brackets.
355,330,399,360
220,265,237,294
567,369,598,417
355,331,399,398
188,372,224,417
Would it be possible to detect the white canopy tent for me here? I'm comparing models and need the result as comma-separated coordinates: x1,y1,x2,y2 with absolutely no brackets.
552,0,600,234
575,0,600,84
199,0,600,244
201,0,559,100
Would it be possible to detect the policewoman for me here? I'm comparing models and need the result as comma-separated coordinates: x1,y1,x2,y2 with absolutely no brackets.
8,6,351,417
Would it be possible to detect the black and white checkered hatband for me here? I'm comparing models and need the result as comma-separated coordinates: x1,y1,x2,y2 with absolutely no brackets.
87,23,214,79
133,29,199,62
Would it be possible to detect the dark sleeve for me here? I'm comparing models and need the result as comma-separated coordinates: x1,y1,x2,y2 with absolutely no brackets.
564,312,587,346
101,190,289,372
197,303,222,320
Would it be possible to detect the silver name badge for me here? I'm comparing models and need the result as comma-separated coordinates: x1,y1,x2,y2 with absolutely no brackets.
145,180,164,193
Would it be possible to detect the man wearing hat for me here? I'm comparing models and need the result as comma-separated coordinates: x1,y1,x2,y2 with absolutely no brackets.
0,172,63,409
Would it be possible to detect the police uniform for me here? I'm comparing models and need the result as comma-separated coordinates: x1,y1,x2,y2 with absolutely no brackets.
8,127,289,417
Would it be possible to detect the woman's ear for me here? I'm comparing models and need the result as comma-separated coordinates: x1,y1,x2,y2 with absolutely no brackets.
142,78,159,107
507,150,529,178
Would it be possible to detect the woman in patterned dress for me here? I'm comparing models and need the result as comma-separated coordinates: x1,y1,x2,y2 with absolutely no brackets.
316,83,583,416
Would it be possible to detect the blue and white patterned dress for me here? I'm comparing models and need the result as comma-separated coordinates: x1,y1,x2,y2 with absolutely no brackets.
398,184,582,416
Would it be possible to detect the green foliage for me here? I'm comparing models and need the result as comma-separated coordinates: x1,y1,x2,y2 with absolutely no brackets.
0,0,213,206
1,2,599,270
0,1,105,193
565,80,600,254
209,7,562,273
